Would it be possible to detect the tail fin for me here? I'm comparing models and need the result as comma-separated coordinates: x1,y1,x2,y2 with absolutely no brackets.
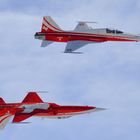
41,16,62,32
22,92,43,103
0,98,5,104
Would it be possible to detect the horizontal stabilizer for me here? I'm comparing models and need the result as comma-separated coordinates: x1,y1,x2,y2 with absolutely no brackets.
0,114,12,130
22,92,43,103
41,41,53,47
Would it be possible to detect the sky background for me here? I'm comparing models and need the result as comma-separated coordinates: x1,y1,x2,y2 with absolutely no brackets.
0,0,140,139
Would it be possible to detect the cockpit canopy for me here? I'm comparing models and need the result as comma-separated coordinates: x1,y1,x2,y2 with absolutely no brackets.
106,28,124,34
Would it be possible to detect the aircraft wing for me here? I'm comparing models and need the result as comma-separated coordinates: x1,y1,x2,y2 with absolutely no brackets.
12,92,45,123
12,113,34,123
74,22,90,31
0,114,12,130
64,41,92,53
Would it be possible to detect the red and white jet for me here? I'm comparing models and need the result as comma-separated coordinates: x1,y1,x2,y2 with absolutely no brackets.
35,16,140,53
0,92,104,129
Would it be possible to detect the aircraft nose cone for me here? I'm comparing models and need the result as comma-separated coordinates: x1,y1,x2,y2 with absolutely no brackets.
85,106,106,113
94,107,106,112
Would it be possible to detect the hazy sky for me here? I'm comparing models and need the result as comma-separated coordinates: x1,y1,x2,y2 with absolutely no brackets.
0,0,140,140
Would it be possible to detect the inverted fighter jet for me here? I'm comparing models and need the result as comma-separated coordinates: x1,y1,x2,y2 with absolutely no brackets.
35,16,140,53
0,92,105,129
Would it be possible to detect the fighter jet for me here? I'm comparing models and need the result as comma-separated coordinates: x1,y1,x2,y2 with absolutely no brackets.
35,16,140,53
0,92,105,129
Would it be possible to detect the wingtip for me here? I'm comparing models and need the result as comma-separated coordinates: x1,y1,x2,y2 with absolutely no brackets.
64,51,83,54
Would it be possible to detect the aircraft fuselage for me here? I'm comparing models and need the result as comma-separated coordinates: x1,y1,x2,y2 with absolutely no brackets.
0,102,102,119
35,30,140,43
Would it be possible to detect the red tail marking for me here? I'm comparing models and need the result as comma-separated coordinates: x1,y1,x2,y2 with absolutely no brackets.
41,17,61,33
43,18,62,31
0,98,5,104
22,92,43,103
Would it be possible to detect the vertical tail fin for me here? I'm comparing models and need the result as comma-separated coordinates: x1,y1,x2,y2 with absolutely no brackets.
41,16,62,32
22,92,43,103
0,98,5,104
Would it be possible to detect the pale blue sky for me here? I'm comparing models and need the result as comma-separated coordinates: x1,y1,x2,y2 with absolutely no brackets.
0,0,140,140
